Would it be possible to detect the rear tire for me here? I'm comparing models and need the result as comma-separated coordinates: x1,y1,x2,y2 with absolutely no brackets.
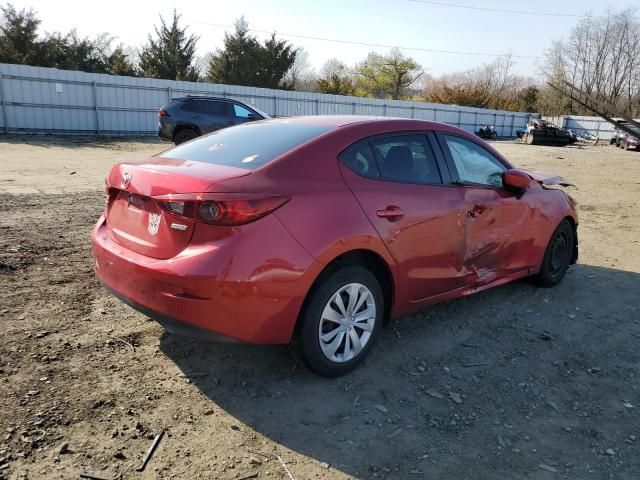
174,128,198,145
292,266,383,377
534,220,575,287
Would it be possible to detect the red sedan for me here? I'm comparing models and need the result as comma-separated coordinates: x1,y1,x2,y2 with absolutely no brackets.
93,116,578,376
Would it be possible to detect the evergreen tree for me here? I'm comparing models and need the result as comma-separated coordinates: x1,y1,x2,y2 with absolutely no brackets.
207,17,260,85
139,10,199,81
0,3,40,64
257,33,296,89
208,17,296,89
108,46,137,76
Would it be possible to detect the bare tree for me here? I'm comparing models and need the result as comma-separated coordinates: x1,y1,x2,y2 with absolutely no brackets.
541,8,640,115
284,47,316,91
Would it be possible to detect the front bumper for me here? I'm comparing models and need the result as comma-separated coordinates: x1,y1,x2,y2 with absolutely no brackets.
92,214,321,344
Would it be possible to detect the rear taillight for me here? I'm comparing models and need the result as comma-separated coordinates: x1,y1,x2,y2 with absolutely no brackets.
158,109,169,117
154,193,289,226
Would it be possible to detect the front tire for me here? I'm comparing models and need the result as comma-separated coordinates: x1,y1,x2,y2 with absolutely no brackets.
293,266,383,377
534,220,575,287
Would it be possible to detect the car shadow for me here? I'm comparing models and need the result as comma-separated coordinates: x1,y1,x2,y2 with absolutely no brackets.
160,263,640,479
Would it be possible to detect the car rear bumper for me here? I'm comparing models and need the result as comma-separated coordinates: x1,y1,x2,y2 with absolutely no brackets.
92,214,322,344
156,122,173,142
99,280,240,342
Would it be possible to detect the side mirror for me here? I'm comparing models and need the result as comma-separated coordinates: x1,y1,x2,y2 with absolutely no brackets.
503,169,531,191
247,113,258,121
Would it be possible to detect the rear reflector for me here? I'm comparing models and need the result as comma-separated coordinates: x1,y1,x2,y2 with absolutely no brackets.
154,193,289,226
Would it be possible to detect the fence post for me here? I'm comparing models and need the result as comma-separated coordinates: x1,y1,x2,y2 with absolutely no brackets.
315,98,320,115
0,73,7,134
411,106,415,119
474,111,478,132
352,102,356,114
383,103,388,117
273,95,277,118
457,110,462,128
167,86,172,101
92,81,100,135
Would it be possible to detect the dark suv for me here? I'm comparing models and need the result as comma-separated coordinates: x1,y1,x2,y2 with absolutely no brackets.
157,96,270,145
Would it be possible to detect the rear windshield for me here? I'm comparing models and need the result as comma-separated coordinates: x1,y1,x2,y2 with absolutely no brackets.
161,121,333,169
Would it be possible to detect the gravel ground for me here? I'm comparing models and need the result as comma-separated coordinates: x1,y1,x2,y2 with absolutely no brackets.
0,136,639,480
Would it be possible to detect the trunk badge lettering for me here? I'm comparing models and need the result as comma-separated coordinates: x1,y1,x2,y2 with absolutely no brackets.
121,172,132,189
148,213,161,236
170,223,188,231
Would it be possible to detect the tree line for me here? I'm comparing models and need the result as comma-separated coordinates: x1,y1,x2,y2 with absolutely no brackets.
1,3,638,116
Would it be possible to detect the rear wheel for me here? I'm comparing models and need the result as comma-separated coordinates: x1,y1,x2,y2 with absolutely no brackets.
534,220,575,287
293,266,383,377
174,128,198,145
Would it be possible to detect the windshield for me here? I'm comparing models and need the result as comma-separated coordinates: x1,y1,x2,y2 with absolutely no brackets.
161,121,333,169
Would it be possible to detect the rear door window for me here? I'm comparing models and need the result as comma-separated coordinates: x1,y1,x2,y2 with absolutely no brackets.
204,101,228,116
370,134,442,184
162,121,334,170
179,101,205,114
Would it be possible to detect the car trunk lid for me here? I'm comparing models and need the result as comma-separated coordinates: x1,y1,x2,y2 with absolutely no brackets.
104,157,251,259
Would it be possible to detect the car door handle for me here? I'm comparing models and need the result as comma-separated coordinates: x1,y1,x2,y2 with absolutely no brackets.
376,206,405,221
467,204,487,218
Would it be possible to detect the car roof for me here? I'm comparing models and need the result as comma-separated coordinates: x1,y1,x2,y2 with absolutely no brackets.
266,115,464,132
174,96,240,102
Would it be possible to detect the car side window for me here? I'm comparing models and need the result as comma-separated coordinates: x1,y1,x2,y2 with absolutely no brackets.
204,101,227,116
370,134,442,184
180,101,205,114
339,140,381,178
232,104,253,118
443,135,506,187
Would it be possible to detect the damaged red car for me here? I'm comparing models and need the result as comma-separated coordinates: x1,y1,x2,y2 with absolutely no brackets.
92,116,578,377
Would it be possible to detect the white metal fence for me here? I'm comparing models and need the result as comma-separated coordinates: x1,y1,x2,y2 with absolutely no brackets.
542,115,640,141
0,63,537,137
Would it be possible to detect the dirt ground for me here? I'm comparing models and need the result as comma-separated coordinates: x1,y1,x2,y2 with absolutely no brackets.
0,135,639,480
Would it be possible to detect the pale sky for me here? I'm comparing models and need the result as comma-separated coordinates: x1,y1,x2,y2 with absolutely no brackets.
12,0,634,77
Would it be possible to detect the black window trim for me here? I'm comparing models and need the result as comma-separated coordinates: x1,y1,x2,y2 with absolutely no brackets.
338,130,453,186
434,131,510,190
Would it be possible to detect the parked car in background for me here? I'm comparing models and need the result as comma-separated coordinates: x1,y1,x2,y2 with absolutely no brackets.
94,116,578,377
157,96,270,145
620,127,640,151
611,122,631,146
